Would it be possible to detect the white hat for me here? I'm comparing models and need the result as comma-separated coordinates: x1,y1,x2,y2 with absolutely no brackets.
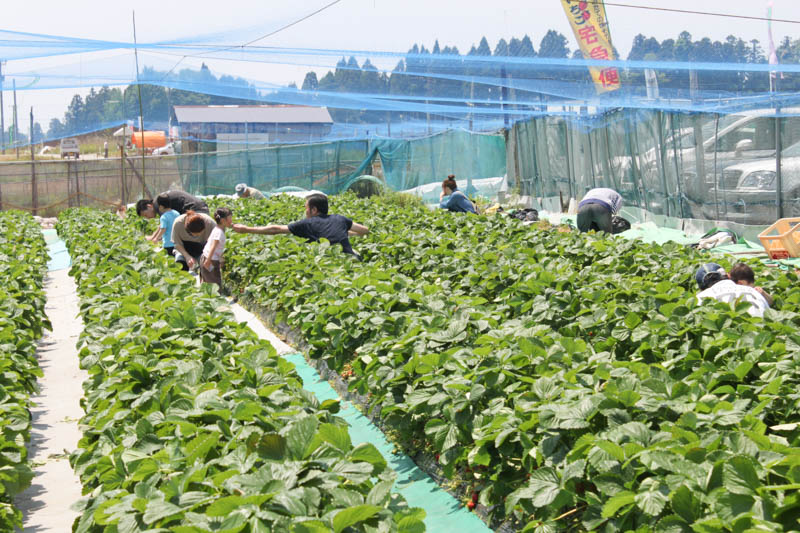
235,183,247,196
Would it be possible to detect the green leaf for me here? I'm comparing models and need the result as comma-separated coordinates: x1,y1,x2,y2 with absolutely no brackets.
723,456,761,495
291,521,331,533
286,416,319,460
184,432,220,466
142,500,182,525
319,423,352,453
332,504,381,533
670,485,698,523
257,433,287,460
602,490,636,518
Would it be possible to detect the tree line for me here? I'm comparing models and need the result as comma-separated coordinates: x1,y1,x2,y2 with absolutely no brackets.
38,30,800,139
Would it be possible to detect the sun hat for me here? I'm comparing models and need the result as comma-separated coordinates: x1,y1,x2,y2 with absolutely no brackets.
695,263,726,290
235,183,247,196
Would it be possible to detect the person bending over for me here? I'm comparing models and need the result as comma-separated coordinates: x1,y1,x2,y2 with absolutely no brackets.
135,190,209,219
729,262,773,307
235,183,266,199
145,197,180,257
695,262,770,318
439,175,477,214
576,188,622,233
171,210,217,271
233,193,369,259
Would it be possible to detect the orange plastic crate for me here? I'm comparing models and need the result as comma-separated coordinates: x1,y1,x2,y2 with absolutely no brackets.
759,217,800,260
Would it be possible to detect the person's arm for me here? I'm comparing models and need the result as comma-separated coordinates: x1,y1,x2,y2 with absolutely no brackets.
232,223,291,235
147,227,166,242
348,222,369,237
203,239,220,270
755,286,774,307
439,195,452,209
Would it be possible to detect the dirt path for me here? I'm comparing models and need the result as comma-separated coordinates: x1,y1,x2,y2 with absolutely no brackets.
16,268,86,532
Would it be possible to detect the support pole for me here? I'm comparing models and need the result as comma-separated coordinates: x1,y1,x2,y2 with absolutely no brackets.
13,79,18,159
30,107,36,215
776,112,783,219
132,11,146,196
0,61,5,155
120,144,126,205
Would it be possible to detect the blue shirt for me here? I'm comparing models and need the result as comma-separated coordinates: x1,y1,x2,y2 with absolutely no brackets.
439,188,477,214
159,209,179,248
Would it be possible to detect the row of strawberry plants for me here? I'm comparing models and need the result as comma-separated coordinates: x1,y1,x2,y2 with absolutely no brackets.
216,194,800,532
57,207,426,533
0,211,50,531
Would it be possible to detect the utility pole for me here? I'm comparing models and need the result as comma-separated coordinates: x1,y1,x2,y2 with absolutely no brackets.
133,11,146,196
0,61,5,154
30,107,37,215
13,78,18,159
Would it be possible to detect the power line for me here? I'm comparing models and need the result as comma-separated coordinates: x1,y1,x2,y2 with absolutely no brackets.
595,1,800,25
158,0,344,81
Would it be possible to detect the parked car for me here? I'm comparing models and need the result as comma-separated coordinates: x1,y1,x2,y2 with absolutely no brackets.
703,139,800,225
152,141,180,156
60,138,80,159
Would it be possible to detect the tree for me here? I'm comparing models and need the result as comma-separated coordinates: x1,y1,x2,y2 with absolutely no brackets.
302,72,319,91
538,30,569,58
47,118,65,139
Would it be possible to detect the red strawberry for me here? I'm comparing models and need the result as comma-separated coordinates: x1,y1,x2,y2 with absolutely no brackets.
466,501,475,510
471,492,479,503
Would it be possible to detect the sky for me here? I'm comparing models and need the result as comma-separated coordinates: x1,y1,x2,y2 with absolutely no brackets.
2,0,800,131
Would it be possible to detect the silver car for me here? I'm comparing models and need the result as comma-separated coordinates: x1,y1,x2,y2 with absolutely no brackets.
704,140,800,225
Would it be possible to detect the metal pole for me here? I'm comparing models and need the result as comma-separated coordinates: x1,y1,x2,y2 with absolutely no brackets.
655,111,670,216
120,144,126,205
13,79,18,159
776,112,783,219
0,61,5,155
30,107,36,215
712,114,721,221
132,11,147,196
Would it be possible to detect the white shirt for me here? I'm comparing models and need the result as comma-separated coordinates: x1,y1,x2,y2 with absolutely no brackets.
202,226,225,261
580,188,622,214
697,279,770,317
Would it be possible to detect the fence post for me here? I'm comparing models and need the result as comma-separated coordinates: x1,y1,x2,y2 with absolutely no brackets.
202,152,207,195
30,108,37,215
120,144,126,204
776,113,783,219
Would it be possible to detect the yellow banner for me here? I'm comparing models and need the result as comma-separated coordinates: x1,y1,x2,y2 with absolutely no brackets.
561,0,621,93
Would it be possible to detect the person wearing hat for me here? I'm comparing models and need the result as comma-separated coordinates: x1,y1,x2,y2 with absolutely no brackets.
695,262,770,317
577,188,622,233
235,183,265,199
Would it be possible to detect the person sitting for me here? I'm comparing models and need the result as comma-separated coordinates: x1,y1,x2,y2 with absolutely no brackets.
439,175,477,214
729,262,774,307
695,262,770,318
235,183,266,199
576,188,622,233
135,190,209,218
233,193,369,259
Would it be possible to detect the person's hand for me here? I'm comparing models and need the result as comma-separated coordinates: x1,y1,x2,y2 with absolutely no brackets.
755,286,769,298
187,257,196,270
232,223,248,233
203,257,212,270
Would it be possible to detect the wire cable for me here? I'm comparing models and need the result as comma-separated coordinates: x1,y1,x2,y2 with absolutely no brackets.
158,0,344,81
595,1,800,25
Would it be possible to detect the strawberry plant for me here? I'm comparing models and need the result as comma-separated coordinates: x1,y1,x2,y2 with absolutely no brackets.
0,211,50,530
57,208,426,533
214,194,800,531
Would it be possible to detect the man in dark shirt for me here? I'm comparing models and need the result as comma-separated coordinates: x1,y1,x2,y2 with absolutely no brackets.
135,190,209,218
233,193,369,258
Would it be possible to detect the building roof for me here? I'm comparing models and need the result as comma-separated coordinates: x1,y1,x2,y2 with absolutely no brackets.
174,105,333,124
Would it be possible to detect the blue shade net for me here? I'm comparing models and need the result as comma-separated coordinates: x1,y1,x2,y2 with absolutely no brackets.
2,21,800,225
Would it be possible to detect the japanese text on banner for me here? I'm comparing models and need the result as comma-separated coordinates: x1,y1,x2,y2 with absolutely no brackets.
560,0,620,93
